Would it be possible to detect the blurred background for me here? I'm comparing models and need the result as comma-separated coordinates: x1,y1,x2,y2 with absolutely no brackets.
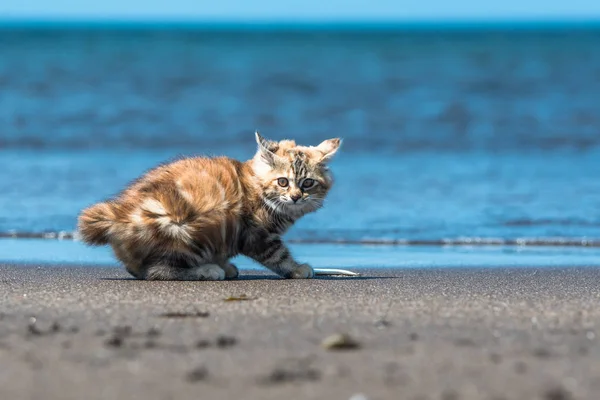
1,0,600,248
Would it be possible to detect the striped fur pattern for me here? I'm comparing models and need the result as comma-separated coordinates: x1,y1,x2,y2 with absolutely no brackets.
77,132,341,280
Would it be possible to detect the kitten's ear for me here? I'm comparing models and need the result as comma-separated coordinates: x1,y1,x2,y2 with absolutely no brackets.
255,131,269,149
316,138,342,162
255,131,279,165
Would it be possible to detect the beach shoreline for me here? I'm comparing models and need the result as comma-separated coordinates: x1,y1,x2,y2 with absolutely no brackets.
1,264,599,399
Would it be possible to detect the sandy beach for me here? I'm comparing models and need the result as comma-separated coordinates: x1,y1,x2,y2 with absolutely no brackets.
1,264,599,400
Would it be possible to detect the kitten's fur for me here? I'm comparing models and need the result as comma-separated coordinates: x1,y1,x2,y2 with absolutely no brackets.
78,133,341,280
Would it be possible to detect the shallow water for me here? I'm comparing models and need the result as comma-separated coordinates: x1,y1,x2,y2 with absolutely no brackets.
1,25,600,254
4,240,600,269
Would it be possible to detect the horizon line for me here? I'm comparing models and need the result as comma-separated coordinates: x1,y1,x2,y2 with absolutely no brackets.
1,17,600,31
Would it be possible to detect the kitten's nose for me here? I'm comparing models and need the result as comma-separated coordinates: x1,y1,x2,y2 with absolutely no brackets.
290,193,302,203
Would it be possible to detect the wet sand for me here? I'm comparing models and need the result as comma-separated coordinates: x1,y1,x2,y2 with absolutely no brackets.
1,264,600,400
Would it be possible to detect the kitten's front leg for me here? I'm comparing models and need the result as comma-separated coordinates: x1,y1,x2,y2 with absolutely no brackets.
242,232,314,279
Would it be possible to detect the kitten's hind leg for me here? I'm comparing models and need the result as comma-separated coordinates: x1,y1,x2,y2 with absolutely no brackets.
220,261,239,280
139,253,226,281
144,263,226,281
192,264,226,281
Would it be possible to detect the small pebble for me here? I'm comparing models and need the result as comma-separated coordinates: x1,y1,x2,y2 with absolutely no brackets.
113,326,132,337
454,338,476,347
147,327,161,337
489,353,502,364
321,333,361,350
26,318,61,336
262,367,320,384
216,335,237,348
224,294,255,302
196,339,211,349
544,385,572,400
68,326,80,334
514,361,528,374
374,319,391,329
442,390,459,400
160,311,209,318
27,320,43,336
533,348,552,358
186,367,208,382
266,369,291,383
105,335,124,348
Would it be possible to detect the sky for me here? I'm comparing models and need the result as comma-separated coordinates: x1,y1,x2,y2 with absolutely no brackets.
1,0,600,21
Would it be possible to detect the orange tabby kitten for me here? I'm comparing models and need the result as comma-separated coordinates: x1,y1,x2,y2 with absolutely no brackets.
78,132,341,280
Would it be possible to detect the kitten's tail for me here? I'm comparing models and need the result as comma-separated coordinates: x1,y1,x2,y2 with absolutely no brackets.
78,202,115,245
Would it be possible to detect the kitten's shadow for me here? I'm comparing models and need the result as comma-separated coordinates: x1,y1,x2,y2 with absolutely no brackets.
237,275,392,281
101,274,393,281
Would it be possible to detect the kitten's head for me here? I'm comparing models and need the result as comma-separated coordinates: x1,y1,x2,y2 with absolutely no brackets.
252,132,341,216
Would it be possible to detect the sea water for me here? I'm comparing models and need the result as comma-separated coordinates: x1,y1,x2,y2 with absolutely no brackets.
1,23,599,267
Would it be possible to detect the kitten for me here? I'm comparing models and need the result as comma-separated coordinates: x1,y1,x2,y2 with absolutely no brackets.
77,132,341,281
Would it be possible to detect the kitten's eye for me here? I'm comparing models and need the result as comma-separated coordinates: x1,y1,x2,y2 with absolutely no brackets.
301,178,315,189
277,178,289,187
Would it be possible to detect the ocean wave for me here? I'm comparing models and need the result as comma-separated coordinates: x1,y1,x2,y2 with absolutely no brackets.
502,218,600,227
2,231,600,247
1,135,599,153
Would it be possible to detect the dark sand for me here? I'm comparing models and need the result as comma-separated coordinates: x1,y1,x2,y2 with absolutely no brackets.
1,264,600,400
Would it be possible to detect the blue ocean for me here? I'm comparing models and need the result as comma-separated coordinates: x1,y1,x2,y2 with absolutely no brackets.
2,22,600,268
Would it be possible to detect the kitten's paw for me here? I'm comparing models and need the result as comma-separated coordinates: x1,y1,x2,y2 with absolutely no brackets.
195,264,226,281
289,264,315,279
222,262,239,280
